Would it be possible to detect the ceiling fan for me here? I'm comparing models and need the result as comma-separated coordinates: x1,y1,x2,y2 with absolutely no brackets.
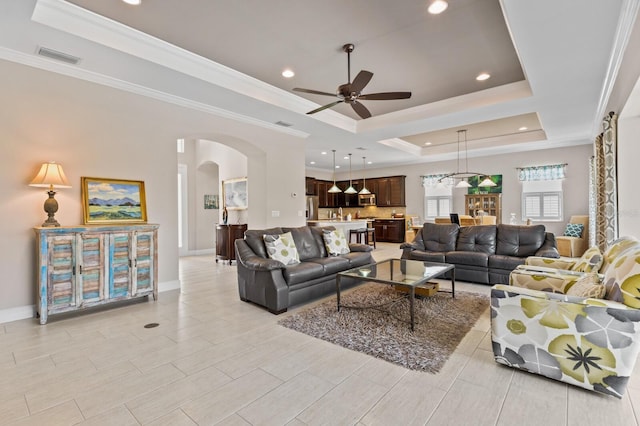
293,43,412,119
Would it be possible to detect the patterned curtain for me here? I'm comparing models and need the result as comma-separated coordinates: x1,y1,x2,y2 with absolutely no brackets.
517,164,566,181
592,113,619,251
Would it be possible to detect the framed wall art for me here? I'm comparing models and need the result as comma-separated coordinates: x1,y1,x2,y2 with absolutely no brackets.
81,177,147,224
204,194,219,209
222,177,248,210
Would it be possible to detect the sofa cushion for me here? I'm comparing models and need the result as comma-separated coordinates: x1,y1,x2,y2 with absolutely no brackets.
572,246,603,273
307,256,351,275
421,223,459,252
342,251,373,268
244,227,283,259
455,225,496,254
446,251,489,267
263,232,300,265
407,251,446,263
496,224,545,257
282,262,325,286
323,229,351,255
603,244,640,309
489,255,525,271
283,226,322,261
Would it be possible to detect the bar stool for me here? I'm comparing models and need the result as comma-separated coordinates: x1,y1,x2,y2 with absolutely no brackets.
349,228,367,244
366,227,376,249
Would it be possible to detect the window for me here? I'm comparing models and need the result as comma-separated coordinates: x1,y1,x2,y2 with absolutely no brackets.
521,180,563,221
425,196,451,218
422,174,452,220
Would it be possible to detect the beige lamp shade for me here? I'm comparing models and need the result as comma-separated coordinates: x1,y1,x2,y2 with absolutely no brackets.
29,162,71,189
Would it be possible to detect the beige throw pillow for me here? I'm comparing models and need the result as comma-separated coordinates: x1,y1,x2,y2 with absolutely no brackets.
565,273,605,299
263,232,300,265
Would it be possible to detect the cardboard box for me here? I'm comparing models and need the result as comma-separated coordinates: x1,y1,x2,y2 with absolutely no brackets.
395,282,439,298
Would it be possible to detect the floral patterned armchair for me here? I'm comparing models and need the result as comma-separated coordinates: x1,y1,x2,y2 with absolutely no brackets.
491,285,640,397
491,236,640,397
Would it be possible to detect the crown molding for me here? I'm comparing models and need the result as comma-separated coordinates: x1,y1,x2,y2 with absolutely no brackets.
0,46,310,139
31,0,356,133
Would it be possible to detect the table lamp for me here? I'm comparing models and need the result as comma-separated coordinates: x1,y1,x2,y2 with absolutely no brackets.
29,162,71,227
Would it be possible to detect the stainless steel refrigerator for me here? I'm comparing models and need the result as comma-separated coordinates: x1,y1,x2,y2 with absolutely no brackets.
306,196,319,220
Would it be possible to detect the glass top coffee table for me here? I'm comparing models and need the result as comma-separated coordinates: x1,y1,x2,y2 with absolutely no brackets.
336,258,455,331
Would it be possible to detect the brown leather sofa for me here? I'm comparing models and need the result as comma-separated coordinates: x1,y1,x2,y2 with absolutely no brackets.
235,225,373,314
400,223,559,284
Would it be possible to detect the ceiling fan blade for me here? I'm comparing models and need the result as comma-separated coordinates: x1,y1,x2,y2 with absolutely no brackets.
293,88,336,97
358,91,412,100
307,100,343,115
350,70,373,93
351,101,372,119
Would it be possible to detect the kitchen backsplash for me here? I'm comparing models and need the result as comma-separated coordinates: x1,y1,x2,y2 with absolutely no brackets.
318,206,407,220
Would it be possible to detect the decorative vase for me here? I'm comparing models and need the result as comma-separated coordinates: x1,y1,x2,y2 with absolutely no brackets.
222,207,228,225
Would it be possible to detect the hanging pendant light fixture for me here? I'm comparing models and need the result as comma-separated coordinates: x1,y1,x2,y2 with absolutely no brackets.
328,149,342,193
359,156,371,195
439,129,493,188
344,153,357,194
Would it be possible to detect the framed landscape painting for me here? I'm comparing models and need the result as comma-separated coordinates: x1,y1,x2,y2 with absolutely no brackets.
81,177,148,224
223,177,248,210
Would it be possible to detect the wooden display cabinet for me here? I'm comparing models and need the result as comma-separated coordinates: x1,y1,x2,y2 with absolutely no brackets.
464,194,502,224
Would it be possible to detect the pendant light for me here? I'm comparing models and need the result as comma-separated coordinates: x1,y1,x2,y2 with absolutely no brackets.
359,156,371,195
439,129,493,188
344,153,357,194
328,149,342,193
479,176,497,187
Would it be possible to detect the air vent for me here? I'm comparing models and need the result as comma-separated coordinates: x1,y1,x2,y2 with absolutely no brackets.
275,121,293,127
37,47,81,65
356,147,367,150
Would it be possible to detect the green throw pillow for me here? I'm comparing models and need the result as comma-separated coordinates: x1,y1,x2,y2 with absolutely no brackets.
322,229,351,256
263,231,300,265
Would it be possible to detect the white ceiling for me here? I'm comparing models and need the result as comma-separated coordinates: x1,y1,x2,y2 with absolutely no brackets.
1,0,639,172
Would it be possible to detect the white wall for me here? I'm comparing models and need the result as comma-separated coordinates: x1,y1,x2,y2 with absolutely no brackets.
323,144,593,236
0,61,179,319
0,60,308,323
618,115,640,238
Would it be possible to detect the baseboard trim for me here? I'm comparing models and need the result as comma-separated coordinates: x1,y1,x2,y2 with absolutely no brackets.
184,249,215,256
0,279,182,325
0,305,35,325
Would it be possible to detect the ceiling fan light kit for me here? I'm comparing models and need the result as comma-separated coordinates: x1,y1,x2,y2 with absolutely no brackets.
293,43,411,119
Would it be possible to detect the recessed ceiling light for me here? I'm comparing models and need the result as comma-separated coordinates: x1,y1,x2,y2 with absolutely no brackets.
424,142,432,146
321,151,327,155
310,161,316,165
428,0,448,14
476,73,491,81
282,69,295,78
519,126,528,131
343,156,349,160
336,165,340,169
367,161,372,165
122,0,141,5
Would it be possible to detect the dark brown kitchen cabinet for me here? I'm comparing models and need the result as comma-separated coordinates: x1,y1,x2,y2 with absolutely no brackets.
374,176,406,207
216,224,247,264
373,219,405,243
305,177,317,195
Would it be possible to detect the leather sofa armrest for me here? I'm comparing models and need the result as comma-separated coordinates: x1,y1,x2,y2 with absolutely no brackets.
235,239,285,271
399,242,420,250
349,243,373,252
534,232,560,258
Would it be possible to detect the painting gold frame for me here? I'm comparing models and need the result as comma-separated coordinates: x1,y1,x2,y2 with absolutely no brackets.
81,177,148,224
222,177,248,210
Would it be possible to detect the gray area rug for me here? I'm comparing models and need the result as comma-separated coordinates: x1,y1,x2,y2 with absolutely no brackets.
278,284,489,373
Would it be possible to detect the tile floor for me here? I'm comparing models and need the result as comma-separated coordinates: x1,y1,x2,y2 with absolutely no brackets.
0,243,638,425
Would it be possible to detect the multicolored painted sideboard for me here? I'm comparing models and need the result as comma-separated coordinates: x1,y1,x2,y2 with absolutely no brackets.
34,224,159,324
